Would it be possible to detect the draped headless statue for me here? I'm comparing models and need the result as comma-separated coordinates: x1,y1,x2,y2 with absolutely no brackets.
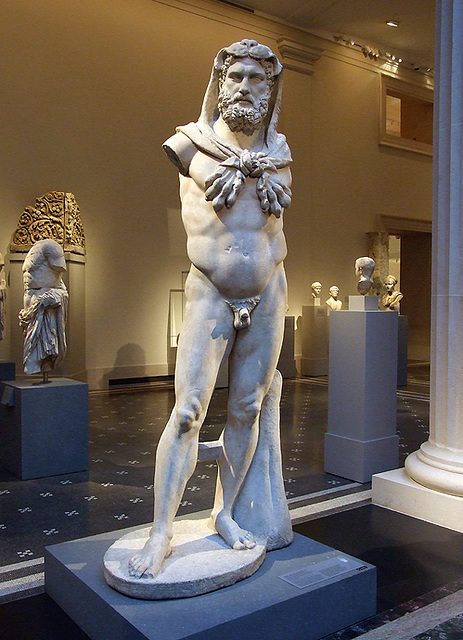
19,239,68,375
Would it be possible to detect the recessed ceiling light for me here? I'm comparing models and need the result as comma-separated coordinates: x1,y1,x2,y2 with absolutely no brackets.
386,20,399,27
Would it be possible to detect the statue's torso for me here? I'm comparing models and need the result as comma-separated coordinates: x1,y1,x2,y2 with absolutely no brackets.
180,149,291,299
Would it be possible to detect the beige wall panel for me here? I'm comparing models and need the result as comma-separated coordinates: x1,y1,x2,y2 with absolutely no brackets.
0,0,433,385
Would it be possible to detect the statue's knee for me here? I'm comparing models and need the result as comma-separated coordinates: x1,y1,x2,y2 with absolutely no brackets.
230,396,261,426
175,397,203,434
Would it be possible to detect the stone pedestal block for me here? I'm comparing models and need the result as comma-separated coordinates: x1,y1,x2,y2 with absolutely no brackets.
397,315,408,387
0,378,89,479
277,316,297,378
373,468,463,533
348,295,378,311
325,309,399,482
0,361,15,381
301,305,328,376
45,523,376,640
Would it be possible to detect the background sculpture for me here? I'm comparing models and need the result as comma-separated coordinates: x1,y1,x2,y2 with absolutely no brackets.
355,257,375,295
326,285,342,310
383,274,403,311
10,191,85,255
19,239,68,378
0,253,6,341
311,281,322,299
126,39,293,586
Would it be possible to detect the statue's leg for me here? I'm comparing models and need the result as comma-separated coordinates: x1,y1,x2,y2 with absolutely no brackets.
129,269,234,579
212,265,287,549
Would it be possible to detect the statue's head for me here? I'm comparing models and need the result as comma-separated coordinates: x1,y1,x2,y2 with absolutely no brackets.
214,40,282,136
311,281,322,297
329,286,339,298
355,257,375,279
23,239,66,291
384,274,397,291
200,40,284,142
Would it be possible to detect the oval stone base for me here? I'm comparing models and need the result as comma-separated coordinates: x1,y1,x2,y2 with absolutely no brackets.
103,518,266,599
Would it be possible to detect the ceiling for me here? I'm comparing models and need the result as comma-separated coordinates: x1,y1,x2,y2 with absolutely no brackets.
226,0,435,69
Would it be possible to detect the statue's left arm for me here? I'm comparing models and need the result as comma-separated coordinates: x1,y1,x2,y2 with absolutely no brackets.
163,131,198,177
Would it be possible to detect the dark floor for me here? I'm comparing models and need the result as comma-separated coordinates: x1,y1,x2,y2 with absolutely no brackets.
2,364,460,640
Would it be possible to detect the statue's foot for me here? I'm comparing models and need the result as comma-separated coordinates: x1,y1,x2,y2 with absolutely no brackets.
128,532,172,579
214,510,256,550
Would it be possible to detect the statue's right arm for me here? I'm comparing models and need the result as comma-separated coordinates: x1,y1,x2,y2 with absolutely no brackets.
163,132,197,177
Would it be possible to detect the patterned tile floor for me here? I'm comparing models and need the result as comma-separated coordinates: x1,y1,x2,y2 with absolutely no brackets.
0,378,359,568
3,365,461,640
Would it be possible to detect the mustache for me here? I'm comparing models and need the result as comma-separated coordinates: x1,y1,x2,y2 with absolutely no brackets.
233,93,253,103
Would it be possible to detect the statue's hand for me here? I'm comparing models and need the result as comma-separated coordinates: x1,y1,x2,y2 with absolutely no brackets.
205,166,245,212
257,173,292,217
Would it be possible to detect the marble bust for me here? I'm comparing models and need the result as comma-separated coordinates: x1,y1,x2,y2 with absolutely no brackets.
311,281,322,306
0,253,6,341
383,274,403,311
326,285,342,310
18,239,68,376
355,257,375,295
311,281,322,298
126,39,293,585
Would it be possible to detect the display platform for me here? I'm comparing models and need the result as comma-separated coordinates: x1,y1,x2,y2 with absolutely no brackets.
397,315,408,386
300,305,328,376
0,377,89,480
277,316,297,378
324,303,399,483
0,361,15,381
45,524,376,640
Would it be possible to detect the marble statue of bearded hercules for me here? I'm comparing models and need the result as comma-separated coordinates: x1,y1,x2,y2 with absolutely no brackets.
129,39,294,580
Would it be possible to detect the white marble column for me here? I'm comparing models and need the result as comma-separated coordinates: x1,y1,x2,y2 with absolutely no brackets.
372,1,463,529
405,0,463,495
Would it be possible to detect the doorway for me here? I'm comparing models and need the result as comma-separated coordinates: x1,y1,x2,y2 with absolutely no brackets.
397,231,432,361
376,216,432,363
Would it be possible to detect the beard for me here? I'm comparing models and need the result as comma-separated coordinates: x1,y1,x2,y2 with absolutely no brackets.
218,89,270,136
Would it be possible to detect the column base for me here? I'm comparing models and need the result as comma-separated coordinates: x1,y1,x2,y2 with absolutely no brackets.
405,443,463,496
372,467,463,533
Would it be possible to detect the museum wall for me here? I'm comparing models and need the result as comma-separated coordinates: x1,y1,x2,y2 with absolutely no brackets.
0,0,433,387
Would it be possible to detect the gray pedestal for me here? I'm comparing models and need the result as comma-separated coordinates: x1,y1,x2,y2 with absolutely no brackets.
277,316,297,378
324,305,399,483
0,361,15,381
397,315,408,387
301,305,329,376
45,525,376,640
0,378,89,479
